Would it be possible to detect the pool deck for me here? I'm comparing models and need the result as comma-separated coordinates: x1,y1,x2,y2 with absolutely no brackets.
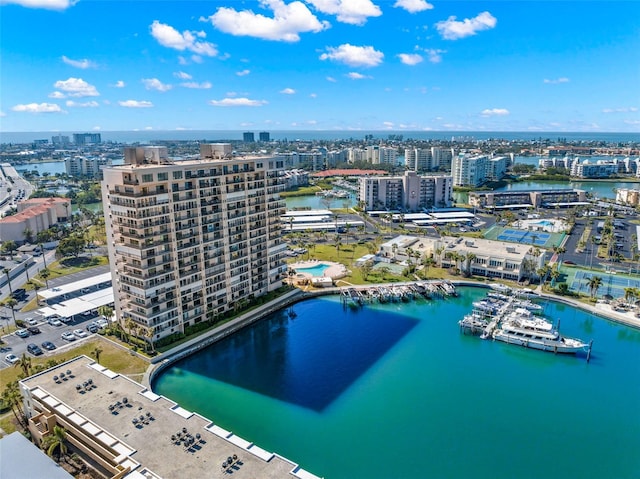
290,260,348,280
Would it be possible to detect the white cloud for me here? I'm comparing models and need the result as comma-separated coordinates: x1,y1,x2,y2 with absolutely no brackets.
208,97,268,107
280,87,296,94
12,102,63,113
0,111,5,117
307,0,382,25
119,100,154,108
326,76,337,82
49,91,66,99
174,71,192,80
346,72,371,80
2,0,76,10
423,48,445,63
310,93,317,98
319,44,384,67
61,55,96,69
53,77,99,97
481,108,509,116
602,107,638,113
181,82,212,89
236,69,251,76
206,0,329,42
150,20,218,56
65,100,99,108
624,119,640,125
435,11,497,40
394,0,433,13
543,77,570,84
142,78,173,92
112,80,126,88
398,53,423,66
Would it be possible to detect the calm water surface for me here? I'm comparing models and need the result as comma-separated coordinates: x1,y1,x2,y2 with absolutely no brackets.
153,288,640,479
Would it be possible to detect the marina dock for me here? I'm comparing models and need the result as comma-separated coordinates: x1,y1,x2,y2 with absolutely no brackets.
340,280,456,307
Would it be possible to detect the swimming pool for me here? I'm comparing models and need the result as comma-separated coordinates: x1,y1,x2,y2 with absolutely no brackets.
535,220,554,227
295,263,330,277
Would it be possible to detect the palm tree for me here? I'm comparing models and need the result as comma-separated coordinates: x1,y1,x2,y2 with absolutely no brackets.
40,268,51,289
588,276,603,298
15,352,32,377
43,425,68,462
92,346,103,364
623,287,637,305
1,381,28,429
4,298,18,328
2,268,13,295
464,252,476,276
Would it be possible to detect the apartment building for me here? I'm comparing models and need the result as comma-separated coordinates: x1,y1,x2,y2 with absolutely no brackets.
101,144,287,341
451,155,489,187
65,155,108,179
468,189,587,209
616,188,640,207
358,171,453,212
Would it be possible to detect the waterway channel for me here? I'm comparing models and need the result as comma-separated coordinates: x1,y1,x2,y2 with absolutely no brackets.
153,287,640,479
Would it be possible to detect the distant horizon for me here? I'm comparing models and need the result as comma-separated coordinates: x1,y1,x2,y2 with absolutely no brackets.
1,129,638,145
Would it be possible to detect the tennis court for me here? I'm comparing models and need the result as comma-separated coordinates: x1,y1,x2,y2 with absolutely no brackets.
497,228,550,245
570,268,640,299
484,225,565,248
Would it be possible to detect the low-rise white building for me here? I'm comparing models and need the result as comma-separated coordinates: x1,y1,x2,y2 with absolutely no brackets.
376,235,545,282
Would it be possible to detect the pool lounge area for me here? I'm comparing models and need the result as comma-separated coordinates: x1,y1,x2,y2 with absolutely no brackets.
289,260,349,287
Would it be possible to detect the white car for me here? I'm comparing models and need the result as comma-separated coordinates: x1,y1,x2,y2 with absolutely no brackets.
26,317,38,326
48,317,63,326
95,318,109,328
73,329,89,338
5,353,19,364
61,331,76,341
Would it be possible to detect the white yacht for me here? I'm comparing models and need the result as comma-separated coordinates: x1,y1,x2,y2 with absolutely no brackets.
493,315,588,354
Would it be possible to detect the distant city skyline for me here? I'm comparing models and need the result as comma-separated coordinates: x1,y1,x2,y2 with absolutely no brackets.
1,0,639,133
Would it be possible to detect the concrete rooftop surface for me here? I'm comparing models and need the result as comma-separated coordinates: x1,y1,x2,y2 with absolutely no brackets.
20,355,321,479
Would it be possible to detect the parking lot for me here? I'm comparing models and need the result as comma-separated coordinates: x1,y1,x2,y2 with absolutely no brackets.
1,265,113,369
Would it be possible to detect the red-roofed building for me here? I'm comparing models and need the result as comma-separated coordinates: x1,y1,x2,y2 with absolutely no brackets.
0,197,70,242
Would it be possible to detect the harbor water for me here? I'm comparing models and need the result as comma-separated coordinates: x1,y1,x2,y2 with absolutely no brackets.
153,287,640,479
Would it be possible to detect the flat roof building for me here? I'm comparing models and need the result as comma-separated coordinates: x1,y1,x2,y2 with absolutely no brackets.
101,145,287,342
358,171,453,212
19,356,319,479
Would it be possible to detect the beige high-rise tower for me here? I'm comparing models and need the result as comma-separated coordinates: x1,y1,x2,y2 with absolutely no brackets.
101,144,287,342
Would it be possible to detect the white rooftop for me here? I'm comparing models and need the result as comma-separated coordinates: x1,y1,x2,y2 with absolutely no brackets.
429,211,476,219
282,209,332,217
38,272,112,300
38,288,114,318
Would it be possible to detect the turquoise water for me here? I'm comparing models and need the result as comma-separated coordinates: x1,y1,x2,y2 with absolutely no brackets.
295,263,330,277
153,288,640,479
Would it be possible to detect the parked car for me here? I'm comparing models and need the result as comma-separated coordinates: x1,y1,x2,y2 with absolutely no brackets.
47,317,63,326
15,329,30,338
61,332,76,341
86,323,99,333
95,318,109,328
5,353,19,364
26,317,38,326
41,341,57,351
73,329,89,338
27,343,44,356
27,326,41,334
11,288,27,301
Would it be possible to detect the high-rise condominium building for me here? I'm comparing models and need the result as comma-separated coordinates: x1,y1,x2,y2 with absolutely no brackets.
73,133,102,145
259,131,270,142
101,144,287,341
243,131,255,142
358,171,453,211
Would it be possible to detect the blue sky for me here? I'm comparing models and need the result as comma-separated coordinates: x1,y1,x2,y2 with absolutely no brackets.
1,0,639,133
